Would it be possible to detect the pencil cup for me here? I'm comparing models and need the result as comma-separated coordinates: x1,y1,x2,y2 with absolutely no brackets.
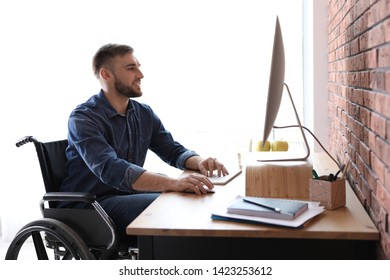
309,176,346,210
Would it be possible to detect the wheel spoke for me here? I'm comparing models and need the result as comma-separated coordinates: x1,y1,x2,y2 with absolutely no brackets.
5,218,93,260
31,231,49,260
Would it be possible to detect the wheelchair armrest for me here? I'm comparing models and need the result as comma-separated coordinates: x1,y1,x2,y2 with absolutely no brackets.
43,192,96,203
41,192,118,251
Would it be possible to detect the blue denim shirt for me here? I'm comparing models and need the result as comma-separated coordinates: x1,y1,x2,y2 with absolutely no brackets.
59,90,198,200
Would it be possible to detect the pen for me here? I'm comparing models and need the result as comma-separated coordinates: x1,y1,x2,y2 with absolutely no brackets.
341,158,350,180
243,198,281,213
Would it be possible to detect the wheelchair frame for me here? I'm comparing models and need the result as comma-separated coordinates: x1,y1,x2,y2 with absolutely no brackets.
5,136,137,260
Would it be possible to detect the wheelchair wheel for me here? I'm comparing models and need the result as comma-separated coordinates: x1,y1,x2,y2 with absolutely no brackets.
5,218,94,260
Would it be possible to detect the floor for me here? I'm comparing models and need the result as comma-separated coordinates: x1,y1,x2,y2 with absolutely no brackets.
1,238,37,260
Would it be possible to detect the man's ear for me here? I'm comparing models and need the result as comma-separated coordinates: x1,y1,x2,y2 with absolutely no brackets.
99,68,112,81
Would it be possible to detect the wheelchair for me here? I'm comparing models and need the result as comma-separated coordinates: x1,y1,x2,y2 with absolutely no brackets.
5,136,138,260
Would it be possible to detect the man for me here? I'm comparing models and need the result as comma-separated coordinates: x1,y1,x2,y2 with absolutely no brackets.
59,43,228,244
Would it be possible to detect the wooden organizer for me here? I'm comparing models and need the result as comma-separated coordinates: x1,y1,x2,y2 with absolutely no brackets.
309,177,346,210
245,158,313,200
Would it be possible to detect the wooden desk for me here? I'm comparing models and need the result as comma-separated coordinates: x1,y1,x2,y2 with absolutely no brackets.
127,153,379,259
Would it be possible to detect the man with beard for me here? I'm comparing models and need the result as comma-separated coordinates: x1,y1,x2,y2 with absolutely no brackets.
59,44,228,244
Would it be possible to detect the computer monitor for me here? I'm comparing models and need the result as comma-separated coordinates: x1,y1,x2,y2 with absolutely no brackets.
260,16,310,162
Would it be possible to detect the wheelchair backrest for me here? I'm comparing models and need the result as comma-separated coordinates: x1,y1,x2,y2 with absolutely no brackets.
33,139,68,193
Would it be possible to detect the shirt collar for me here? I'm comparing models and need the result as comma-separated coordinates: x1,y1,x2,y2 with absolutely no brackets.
98,89,134,118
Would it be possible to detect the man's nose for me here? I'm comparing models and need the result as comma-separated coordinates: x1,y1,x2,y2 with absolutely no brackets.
137,69,144,79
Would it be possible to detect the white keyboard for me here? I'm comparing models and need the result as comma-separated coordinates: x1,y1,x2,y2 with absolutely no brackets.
208,169,242,185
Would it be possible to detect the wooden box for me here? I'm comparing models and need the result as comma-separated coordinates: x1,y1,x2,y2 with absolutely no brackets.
245,159,313,200
309,177,346,210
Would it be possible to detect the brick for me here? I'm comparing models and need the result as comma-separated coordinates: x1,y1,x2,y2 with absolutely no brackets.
360,141,371,164
377,180,390,215
370,71,385,91
350,131,360,153
359,174,373,202
372,0,390,26
347,101,360,119
354,119,365,140
351,88,364,105
375,136,390,166
350,176,368,206
360,107,371,126
372,151,386,184
341,85,348,98
353,11,367,37
334,45,343,60
385,167,390,193
379,232,390,259
363,127,377,152
341,30,351,46
387,120,390,141
346,113,354,130
356,0,371,21
371,112,387,138
366,3,375,28
379,45,390,68
371,191,390,234
350,38,360,55
367,24,386,49
352,53,366,71
356,153,366,177
385,18,390,42
374,93,390,118
363,90,376,109
329,50,336,62
386,71,390,92
365,48,377,69
360,31,369,51
371,192,382,219
366,159,379,190
358,71,370,88
339,72,347,84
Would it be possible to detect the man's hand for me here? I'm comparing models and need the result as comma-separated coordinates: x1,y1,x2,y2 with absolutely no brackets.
185,156,229,178
132,170,213,195
174,173,214,195
198,157,229,178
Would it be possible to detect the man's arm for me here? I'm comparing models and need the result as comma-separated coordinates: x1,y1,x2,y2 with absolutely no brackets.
131,170,213,195
131,156,228,195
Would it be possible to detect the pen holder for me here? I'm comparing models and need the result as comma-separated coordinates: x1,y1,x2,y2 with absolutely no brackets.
309,176,346,210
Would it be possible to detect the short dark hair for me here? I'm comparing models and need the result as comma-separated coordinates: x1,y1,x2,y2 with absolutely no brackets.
92,44,134,77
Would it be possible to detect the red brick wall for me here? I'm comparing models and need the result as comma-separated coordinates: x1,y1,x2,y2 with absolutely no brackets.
328,0,390,259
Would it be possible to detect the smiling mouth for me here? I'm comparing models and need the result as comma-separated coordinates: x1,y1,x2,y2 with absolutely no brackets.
132,82,141,89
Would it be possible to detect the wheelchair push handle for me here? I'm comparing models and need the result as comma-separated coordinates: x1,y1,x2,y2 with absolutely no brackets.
16,136,38,147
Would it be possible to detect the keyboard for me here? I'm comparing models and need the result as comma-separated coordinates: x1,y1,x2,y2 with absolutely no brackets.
208,168,242,185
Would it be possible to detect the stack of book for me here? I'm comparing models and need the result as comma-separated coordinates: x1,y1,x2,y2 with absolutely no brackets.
211,195,324,228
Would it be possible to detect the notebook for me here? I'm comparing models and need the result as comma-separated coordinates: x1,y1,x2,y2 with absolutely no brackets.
227,195,308,220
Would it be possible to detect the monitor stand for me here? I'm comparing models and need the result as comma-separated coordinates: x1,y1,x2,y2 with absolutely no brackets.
257,83,310,162
247,83,312,199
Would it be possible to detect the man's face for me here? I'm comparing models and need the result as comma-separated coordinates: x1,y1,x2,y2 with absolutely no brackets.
111,53,144,98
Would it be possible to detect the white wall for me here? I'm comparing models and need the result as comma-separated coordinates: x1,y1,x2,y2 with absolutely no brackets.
303,0,329,152
0,0,304,240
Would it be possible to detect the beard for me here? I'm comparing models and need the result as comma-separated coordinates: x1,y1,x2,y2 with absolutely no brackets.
114,76,143,98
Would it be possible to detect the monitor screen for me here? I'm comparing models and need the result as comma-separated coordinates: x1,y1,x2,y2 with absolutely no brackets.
262,16,285,146
259,16,310,161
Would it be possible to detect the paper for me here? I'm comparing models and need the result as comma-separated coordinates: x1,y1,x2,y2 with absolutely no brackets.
212,196,324,228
